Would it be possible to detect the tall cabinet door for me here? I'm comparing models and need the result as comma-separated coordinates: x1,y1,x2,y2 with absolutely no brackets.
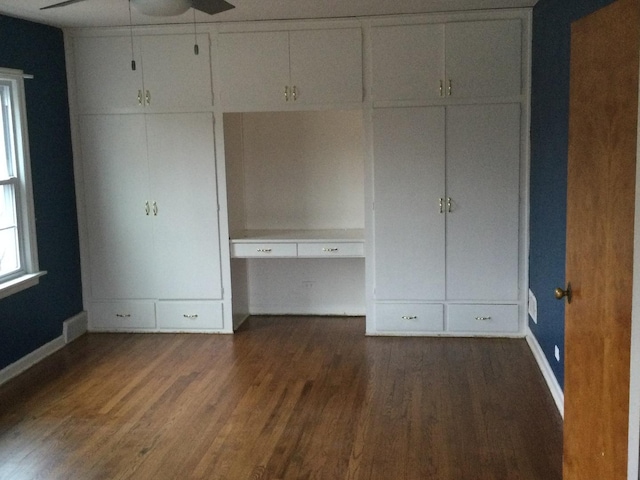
373,107,446,300
146,113,222,300
80,115,155,299
445,103,520,300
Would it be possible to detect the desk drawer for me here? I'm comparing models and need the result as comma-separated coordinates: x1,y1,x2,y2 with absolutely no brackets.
90,301,156,330
297,242,364,257
231,242,297,258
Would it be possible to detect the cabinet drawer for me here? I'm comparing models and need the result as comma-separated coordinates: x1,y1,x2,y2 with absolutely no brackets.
89,301,156,330
231,242,297,258
156,301,223,330
297,242,364,257
375,303,444,333
447,304,519,333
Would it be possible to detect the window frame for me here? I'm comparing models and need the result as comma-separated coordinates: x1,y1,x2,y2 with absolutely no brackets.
0,67,45,299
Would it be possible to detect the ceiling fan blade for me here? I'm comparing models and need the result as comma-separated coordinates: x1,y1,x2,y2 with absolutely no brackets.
40,0,88,10
191,0,234,15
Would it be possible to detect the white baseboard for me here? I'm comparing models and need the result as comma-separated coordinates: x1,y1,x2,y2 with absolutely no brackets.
526,327,564,418
63,311,88,343
0,311,88,387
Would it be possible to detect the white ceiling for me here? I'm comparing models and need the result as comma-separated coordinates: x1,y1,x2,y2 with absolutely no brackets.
0,0,537,29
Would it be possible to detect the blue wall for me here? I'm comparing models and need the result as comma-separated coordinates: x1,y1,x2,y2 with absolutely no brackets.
0,15,82,370
529,0,616,389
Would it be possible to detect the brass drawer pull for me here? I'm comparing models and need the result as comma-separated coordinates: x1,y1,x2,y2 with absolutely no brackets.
322,248,339,252
257,248,272,253
475,316,492,321
116,314,131,318
183,314,199,319
401,315,417,320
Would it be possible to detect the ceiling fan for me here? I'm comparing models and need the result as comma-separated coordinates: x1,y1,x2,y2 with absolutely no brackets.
40,0,235,16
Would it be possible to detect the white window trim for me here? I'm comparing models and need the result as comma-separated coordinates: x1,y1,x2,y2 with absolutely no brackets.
0,67,46,299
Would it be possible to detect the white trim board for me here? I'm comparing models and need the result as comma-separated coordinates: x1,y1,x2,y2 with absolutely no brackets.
526,327,564,418
0,311,88,387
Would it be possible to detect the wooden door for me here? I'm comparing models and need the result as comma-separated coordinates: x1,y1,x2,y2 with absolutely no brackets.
564,0,639,478
372,107,446,301
445,103,520,301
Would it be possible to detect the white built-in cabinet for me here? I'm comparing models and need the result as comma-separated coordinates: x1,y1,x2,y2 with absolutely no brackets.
68,10,529,336
371,19,522,102
217,28,362,110
369,15,526,336
72,31,225,332
73,33,213,113
372,104,521,334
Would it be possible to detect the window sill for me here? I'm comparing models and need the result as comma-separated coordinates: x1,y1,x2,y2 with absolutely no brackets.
0,271,47,300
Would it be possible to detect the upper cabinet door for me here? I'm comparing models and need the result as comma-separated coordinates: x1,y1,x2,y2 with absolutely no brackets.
445,19,522,99
74,36,143,113
218,31,290,111
371,19,522,102
371,24,444,102
139,34,213,111
74,34,213,114
289,28,363,105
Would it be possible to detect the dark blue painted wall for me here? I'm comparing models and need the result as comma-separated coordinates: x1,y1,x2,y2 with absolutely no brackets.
529,0,616,389
0,15,82,370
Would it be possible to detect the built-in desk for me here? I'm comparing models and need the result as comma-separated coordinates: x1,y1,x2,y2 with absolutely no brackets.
230,229,365,258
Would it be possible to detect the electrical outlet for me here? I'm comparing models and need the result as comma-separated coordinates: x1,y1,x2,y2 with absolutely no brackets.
528,289,538,324
554,345,560,362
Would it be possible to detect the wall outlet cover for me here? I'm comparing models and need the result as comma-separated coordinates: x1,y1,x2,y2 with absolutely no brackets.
554,345,560,362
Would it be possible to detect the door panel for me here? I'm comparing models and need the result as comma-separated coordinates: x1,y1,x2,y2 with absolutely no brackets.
564,0,639,478
146,113,222,299
373,107,446,300
140,34,213,111
289,28,363,105
371,24,445,102
80,115,155,299
445,104,520,301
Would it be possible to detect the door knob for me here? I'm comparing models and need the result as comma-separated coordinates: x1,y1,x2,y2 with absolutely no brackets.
554,283,572,304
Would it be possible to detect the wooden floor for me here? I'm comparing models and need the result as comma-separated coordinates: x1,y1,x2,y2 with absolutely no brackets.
0,316,562,479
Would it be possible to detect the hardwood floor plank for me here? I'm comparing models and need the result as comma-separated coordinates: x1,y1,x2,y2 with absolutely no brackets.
0,317,562,480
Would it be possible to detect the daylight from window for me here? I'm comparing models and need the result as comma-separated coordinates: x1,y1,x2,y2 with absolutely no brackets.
0,81,20,280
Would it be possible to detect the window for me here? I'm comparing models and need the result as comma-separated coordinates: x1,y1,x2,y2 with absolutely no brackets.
0,68,43,299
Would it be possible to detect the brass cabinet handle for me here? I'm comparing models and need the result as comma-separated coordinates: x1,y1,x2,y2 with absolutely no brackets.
555,283,572,304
